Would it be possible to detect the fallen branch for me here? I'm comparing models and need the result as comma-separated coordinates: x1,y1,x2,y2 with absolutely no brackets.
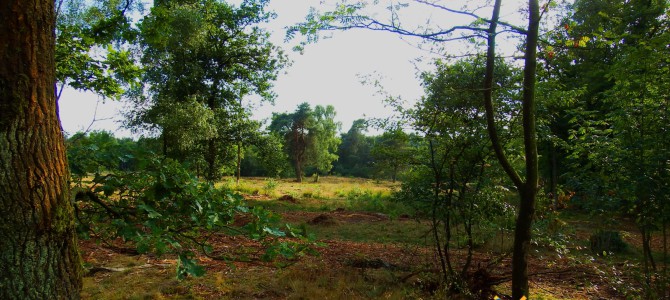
85,263,170,277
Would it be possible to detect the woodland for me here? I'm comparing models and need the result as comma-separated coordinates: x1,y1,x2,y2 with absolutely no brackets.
0,0,669,299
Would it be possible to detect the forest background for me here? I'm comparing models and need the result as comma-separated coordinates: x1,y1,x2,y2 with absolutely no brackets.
0,0,668,299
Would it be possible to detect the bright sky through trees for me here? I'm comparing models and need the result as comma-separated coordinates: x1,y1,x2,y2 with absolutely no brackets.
57,0,528,137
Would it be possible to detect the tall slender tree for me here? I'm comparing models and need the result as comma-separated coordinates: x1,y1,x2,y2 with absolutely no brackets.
308,105,341,182
0,0,82,298
270,103,340,182
290,0,542,297
270,103,313,182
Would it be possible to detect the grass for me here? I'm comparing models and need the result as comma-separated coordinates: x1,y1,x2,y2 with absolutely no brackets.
81,257,437,300
219,176,398,201
306,219,433,245
230,176,415,218
79,176,668,299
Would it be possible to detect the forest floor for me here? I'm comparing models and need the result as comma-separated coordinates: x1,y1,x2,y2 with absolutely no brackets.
79,177,667,299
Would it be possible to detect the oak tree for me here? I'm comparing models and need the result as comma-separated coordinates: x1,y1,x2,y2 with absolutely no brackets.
0,0,82,297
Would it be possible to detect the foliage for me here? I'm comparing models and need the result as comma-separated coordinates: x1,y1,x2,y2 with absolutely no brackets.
127,0,286,181
589,230,628,255
241,133,292,178
389,56,521,294
55,0,142,100
538,1,670,296
370,129,417,182
269,103,341,182
307,105,342,181
67,131,144,184
332,119,376,178
75,156,314,278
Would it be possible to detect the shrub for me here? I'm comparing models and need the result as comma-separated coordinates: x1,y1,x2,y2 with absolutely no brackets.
75,157,315,278
589,230,628,255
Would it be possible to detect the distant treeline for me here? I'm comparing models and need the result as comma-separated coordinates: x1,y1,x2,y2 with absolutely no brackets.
66,120,419,182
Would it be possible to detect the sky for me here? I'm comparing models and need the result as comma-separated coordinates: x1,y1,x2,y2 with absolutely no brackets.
57,0,527,138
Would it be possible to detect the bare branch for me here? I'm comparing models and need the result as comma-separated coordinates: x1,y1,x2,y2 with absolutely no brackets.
321,18,487,42
483,0,524,188
413,0,529,35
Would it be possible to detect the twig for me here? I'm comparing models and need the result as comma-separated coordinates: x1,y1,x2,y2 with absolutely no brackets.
85,263,169,277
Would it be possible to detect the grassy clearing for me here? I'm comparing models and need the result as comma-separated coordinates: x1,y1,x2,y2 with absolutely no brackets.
219,176,397,201
79,176,664,299
305,219,432,245
228,176,413,217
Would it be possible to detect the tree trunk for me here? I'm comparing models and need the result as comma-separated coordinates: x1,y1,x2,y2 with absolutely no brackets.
236,142,242,184
512,1,540,298
206,139,217,182
512,186,537,299
483,0,540,298
0,0,83,298
295,157,303,183
550,144,558,210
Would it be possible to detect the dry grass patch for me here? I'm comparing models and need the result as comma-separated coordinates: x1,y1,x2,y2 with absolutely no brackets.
220,176,398,200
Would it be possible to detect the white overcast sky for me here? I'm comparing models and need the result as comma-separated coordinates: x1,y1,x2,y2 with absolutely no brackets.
57,0,531,138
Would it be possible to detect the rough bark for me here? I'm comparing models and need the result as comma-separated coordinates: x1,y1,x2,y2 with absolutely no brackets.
0,0,83,298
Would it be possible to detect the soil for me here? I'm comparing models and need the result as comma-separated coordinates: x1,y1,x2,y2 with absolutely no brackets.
78,209,649,299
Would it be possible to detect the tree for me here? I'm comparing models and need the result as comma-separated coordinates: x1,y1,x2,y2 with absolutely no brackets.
391,57,519,295
548,1,670,295
333,119,375,178
55,0,142,102
308,105,341,182
370,129,416,182
290,0,542,297
269,103,341,182
0,0,82,297
128,0,286,181
270,103,312,182
241,132,291,178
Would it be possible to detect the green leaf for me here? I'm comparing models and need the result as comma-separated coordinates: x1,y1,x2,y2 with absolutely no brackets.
263,227,286,237
138,204,163,218
176,255,205,279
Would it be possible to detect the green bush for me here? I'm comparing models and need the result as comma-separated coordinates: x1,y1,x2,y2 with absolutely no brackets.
589,230,628,255
75,157,315,278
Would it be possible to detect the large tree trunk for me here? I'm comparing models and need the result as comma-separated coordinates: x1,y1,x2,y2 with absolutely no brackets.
0,0,83,298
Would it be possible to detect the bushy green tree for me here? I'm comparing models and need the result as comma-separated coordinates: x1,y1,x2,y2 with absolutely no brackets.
333,119,375,178
67,131,143,184
395,57,519,293
541,1,670,296
269,103,341,182
128,0,286,181
370,129,416,182
308,105,341,182
241,132,292,178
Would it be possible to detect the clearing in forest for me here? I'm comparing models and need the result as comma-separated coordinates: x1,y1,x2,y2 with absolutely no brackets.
80,177,658,299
